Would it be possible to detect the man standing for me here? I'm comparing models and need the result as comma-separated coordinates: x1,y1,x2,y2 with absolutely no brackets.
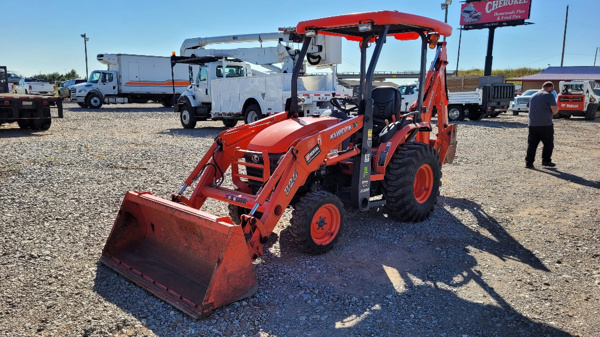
525,81,559,169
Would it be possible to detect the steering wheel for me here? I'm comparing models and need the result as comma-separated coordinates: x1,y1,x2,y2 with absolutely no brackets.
330,97,359,115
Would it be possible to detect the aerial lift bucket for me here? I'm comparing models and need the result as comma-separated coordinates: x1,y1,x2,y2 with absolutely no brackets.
100,191,257,318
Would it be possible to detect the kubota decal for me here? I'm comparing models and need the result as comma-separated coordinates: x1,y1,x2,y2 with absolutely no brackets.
330,125,353,141
284,171,298,195
305,144,322,165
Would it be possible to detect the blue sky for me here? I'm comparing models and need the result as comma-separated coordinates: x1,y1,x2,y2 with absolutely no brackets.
0,1,593,79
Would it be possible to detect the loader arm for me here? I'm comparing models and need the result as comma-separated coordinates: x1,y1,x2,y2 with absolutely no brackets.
413,42,457,164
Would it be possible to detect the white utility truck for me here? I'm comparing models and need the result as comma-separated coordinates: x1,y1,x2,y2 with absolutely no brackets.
173,30,352,128
70,54,195,109
555,80,600,120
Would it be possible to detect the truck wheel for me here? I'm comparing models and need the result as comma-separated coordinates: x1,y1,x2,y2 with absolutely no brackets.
585,103,598,120
512,110,519,116
77,102,87,108
30,108,51,130
468,109,484,121
86,93,103,109
447,106,465,121
180,103,196,129
222,119,237,128
244,104,263,124
290,190,345,254
383,142,441,222
161,98,173,108
17,119,30,129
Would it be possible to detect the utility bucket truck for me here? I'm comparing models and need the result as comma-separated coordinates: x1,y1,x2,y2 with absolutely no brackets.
101,10,457,319
71,54,195,109
172,30,352,128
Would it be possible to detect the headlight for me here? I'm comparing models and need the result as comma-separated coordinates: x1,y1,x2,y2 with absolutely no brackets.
78,89,86,93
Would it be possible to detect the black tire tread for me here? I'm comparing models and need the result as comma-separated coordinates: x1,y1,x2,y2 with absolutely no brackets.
290,190,345,255
383,142,442,222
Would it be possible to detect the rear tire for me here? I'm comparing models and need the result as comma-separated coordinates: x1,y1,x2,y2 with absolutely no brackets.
447,105,465,121
383,142,441,222
290,190,345,254
468,108,484,121
222,119,237,128
180,103,197,129
585,103,598,120
244,104,263,124
17,119,30,129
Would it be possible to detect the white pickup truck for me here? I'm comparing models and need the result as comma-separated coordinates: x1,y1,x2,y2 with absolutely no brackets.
14,78,55,96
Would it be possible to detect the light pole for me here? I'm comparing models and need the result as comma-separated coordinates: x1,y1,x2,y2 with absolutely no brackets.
441,0,452,42
81,33,89,79
595,47,598,66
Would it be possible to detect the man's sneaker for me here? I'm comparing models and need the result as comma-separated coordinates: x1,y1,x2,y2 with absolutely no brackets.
525,163,534,169
542,161,556,167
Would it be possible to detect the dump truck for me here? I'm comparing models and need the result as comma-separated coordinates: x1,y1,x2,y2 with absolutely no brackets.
555,80,600,120
101,10,457,318
446,75,515,121
0,66,63,130
70,54,195,108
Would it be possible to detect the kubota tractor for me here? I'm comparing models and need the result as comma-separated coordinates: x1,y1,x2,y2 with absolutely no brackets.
101,10,457,318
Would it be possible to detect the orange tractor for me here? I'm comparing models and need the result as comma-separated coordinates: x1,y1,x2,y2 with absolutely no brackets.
101,11,457,318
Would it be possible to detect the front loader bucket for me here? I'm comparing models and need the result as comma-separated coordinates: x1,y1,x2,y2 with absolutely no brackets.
100,191,257,318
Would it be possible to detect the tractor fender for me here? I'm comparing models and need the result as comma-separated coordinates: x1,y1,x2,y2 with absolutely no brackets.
373,122,432,174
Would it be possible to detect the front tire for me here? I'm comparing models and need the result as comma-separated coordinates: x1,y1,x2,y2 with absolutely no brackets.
222,119,237,128
383,142,441,222
244,104,263,124
585,103,598,120
468,108,484,121
290,190,345,254
447,105,465,121
180,103,197,129
86,93,103,109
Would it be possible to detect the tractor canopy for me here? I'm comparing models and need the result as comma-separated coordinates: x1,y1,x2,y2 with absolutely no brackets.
296,10,452,42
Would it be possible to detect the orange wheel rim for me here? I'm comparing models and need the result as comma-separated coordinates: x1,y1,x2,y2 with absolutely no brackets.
414,164,434,203
310,204,341,245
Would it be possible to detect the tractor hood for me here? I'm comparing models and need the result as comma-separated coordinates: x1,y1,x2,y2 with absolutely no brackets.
248,117,340,153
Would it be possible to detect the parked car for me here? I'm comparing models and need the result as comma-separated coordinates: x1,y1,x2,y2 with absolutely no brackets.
510,89,558,115
59,79,86,98
14,77,55,96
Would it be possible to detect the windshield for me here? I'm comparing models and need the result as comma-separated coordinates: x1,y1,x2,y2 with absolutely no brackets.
594,88,600,96
88,71,101,84
216,65,244,78
398,85,417,95
522,89,538,96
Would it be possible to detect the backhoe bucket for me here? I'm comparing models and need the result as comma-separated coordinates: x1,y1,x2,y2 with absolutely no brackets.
100,191,257,318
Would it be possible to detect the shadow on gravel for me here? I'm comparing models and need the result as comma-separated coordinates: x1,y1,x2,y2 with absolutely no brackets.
69,107,172,113
537,167,600,189
0,128,49,138
92,196,569,336
158,127,226,139
458,118,528,129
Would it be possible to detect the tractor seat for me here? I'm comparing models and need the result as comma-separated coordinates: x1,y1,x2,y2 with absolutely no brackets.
372,86,402,143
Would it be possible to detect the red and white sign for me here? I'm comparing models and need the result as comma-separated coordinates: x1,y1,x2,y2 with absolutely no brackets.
460,0,531,26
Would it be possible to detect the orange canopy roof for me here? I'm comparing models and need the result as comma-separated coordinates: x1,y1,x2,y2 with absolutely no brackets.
296,10,452,41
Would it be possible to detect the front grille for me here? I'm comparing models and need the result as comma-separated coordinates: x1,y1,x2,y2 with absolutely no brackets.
243,152,284,186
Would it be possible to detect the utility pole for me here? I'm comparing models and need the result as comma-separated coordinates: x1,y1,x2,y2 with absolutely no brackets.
594,47,598,66
456,27,462,76
81,34,89,79
560,5,568,67
441,0,452,42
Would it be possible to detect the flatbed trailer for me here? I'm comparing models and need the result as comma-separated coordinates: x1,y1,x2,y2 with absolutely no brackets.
0,93,63,130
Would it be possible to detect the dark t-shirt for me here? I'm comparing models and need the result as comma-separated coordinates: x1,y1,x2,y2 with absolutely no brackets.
528,90,556,126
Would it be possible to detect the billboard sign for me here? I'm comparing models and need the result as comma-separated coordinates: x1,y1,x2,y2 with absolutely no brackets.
460,0,531,29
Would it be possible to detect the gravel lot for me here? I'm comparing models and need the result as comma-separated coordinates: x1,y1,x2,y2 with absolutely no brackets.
1,102,599,337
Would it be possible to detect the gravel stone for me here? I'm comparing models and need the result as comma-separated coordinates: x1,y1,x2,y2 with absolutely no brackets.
0,102,599,336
